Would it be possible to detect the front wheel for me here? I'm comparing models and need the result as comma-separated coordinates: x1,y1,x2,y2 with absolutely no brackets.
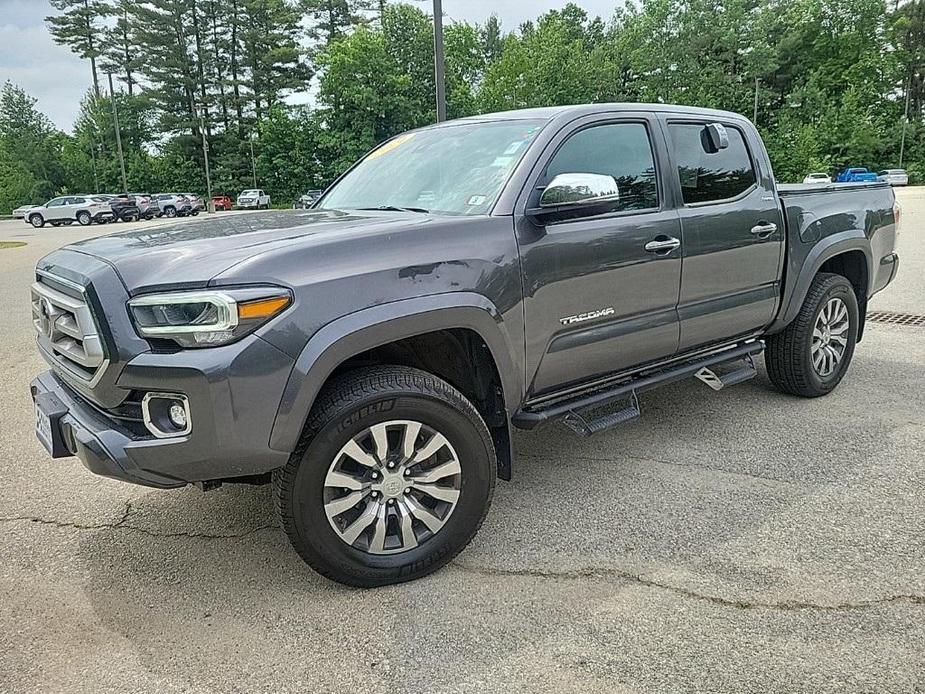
29,214,45,228
765,273,859,397
275,366,496,587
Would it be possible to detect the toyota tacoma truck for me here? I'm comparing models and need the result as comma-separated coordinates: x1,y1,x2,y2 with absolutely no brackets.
30,104,900,587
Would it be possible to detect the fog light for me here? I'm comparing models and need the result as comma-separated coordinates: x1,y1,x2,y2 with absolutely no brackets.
168,402,188,428
141,392,192,438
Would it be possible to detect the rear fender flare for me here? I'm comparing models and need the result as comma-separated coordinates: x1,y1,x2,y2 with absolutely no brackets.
770,230,872,333
269,292,522,454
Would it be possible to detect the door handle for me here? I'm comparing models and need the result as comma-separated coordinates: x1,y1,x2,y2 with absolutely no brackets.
645,237,681,253
750,222,778,236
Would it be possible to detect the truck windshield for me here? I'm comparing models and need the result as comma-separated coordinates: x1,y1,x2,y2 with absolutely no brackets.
319,119,545,216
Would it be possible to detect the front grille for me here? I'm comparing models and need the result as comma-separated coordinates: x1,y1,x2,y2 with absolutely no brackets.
31,275,107,383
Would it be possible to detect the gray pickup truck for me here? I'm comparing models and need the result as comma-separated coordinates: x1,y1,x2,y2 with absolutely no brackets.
30,104,900,586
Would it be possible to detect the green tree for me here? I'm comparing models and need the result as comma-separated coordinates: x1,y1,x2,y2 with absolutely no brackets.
0,83,66,212
301,0,375,46
46,0,111,99
479,4,619,111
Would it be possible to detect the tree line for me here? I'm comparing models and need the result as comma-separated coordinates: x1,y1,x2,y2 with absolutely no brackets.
1,0,923,215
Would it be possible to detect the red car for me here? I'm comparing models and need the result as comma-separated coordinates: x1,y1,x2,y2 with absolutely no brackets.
211,195,234,211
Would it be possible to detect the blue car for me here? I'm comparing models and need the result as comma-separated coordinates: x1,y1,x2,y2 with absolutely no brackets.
836,167,879,183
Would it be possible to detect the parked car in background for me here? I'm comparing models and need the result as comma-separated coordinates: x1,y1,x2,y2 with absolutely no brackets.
802,173,832,184
293,190,323,209
237,189,270,209
12,204,37,219
877,169,909,186
836,167,878,183
131,193,161,219
22,195,112,228
181,193,205,213
211,194,234,211
98,194,142,222
155,194,194,218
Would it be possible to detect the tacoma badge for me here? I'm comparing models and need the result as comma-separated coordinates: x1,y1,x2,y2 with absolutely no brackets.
559,307,616,326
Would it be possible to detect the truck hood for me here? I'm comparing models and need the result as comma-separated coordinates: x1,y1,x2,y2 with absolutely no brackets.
62,209,419,291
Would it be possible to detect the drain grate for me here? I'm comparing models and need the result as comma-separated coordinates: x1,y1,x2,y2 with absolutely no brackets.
866,311,925,326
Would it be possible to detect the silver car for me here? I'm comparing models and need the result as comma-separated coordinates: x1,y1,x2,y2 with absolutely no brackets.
180,193,205,212
877,169,908,186
12,204,37,219
22,195,113,228
155,194,194,218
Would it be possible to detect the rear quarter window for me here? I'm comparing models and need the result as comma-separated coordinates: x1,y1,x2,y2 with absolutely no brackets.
668,123,757,204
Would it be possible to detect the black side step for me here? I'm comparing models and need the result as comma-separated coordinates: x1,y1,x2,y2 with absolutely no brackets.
512,341,765,431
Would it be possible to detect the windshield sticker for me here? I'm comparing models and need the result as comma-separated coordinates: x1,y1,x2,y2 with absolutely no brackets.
466,195,488,206
366,133,416,161
503,141,524,155
491,156,514,168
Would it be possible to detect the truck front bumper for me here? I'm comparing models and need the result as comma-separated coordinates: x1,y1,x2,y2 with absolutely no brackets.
31,370,186,488
30,335,295,489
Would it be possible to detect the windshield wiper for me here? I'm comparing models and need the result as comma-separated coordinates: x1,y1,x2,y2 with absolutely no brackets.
358,205,430,214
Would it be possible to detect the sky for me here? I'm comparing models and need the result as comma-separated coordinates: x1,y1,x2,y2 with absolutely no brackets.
0,0,621,132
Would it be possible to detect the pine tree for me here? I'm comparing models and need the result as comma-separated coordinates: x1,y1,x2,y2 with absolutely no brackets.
242,0,310,121
100,0,139,96
301,0,375,46
46,0,111,99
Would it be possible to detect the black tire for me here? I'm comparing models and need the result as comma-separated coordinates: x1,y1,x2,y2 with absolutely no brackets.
275,365,496,587
765,272,859,397
164,206,177,218
29,214,45,228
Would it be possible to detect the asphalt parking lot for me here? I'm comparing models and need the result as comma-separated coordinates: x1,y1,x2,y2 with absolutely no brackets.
1,194,923,693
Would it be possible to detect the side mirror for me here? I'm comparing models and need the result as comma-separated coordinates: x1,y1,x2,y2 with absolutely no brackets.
703,123,729,153
528,173,620,222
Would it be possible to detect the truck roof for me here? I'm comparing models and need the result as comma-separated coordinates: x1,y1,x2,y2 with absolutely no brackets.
452,103,749,124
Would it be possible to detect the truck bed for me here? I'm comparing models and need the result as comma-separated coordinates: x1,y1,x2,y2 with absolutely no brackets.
771,180,898,333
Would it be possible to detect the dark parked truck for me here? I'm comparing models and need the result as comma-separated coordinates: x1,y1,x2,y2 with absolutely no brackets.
30,104,900,586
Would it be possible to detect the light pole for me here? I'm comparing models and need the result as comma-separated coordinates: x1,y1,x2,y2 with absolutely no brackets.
197,106,215,213
249,132,258,188
433,0,446,122
107,73,129,195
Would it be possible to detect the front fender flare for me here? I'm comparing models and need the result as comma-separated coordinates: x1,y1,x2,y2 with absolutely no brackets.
269,292,522,453
768,230,872,334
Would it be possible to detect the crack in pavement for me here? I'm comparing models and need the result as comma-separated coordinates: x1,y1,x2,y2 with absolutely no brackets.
451,562,925,612
0,503,276,540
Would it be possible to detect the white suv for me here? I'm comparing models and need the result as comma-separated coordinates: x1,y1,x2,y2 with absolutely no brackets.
237,189,270,209
23,196,113,228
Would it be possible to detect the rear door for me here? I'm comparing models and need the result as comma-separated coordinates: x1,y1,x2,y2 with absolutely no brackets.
664,119,784,351
517,114,682,396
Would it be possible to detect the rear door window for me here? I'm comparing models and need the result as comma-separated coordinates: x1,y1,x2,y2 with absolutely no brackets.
668,123,757,204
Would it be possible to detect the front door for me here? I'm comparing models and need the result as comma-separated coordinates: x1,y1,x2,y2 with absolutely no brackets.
665,120,785,351
517,117,682,397
44,197,69,221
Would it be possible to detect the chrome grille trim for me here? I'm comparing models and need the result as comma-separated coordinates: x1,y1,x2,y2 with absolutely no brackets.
31,275,109,386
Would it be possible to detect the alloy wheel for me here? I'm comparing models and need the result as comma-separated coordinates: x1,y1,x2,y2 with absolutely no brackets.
812,297,849,377
323,420,462,555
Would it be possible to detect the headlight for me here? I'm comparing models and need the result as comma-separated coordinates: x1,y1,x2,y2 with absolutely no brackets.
128,287,291,348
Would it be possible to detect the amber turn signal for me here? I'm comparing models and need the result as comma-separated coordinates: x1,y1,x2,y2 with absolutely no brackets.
237,295,291,320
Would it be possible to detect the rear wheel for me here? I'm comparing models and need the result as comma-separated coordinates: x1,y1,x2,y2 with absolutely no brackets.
765,273,859,397
29,214,45,228
275,366,496,587
164,206,177,218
